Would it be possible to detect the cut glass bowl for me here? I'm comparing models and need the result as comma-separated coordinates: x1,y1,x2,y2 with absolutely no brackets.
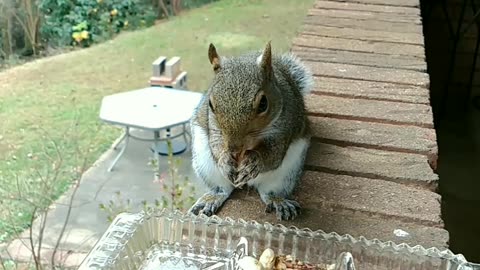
78,209,480,270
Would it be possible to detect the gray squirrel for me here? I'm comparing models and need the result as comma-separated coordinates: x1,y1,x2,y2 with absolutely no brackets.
188,41,314,221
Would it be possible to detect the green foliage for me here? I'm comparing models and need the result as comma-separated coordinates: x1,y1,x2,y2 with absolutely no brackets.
150,140,196,211
39,0,157,47
99,191,132,222
1,0,220,68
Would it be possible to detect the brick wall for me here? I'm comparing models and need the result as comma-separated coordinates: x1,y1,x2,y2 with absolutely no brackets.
217,0,449,250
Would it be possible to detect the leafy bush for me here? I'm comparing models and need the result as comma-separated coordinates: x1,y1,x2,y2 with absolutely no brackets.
1,0,220,68
39,0,157,47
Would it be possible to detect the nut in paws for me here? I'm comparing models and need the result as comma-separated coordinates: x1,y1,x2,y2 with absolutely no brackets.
234,156,260,187
219,154,238,183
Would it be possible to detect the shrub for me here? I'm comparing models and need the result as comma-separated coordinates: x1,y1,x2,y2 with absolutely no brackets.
1,0,220,68
39,0,157,47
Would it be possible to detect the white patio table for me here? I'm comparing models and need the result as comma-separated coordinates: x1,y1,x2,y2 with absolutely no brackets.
99,87,203,172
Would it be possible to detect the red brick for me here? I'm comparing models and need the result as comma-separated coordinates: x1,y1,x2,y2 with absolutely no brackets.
307,76,430,104
303,61,429,87
314,0,420,14
305,95,434,128
307,8,421,24
300,24,424,45
308,116,437,156
214,0,447,256
292,46,426,71
149,76,174,86
304,15,423,34
300,171,443,226
305,142,439,188
322,0,420,8
217,188,449,249
293,34,425,57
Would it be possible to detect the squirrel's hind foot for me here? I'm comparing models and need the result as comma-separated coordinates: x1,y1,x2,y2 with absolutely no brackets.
188,188,231,217
262,195,301,221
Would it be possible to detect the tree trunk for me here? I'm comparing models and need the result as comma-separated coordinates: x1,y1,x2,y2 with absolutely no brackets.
158,0,169,18
171,0,176,15
6,13,13,56
24,0,40,54
175,0,181,15
0,20,10,59
0,1,14,58
1,30,7,59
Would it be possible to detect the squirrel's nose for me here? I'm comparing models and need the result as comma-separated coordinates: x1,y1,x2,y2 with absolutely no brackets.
226,142,244,162
227,143,241,153
230,151,241,162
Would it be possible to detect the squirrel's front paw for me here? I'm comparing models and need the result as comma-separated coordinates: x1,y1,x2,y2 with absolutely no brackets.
234,155,260,188
218,155,238,183
188,189,230,217
264,197,301,221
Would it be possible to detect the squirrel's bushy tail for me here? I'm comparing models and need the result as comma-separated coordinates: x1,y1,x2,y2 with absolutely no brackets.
279,53,314,96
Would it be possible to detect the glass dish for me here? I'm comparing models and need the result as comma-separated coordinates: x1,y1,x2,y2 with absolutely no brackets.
78,209,480,270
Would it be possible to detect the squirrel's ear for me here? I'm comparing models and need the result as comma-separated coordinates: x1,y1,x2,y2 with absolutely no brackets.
259,41,272,79
208,43,221,73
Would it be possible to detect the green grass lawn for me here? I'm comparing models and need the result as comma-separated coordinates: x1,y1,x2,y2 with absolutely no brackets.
0,0,313,241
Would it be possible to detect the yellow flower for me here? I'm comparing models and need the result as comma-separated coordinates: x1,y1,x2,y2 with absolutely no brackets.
124,21,128,27
72,32,82,42
110,9,118,16
80,30,89,39
97,0,102,3
92,8,97,13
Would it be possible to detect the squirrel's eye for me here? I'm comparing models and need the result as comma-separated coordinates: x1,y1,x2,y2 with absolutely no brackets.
209,99,215,113
257,95,268,114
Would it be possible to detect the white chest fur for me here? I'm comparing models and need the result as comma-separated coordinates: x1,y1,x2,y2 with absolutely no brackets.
248,138,309,195
191,124,233,191
191,123,309,195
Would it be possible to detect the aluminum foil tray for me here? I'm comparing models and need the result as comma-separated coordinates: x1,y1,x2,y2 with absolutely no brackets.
78,210,479,270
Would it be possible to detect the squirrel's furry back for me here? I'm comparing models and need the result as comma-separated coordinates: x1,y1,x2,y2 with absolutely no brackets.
273,52,314,96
